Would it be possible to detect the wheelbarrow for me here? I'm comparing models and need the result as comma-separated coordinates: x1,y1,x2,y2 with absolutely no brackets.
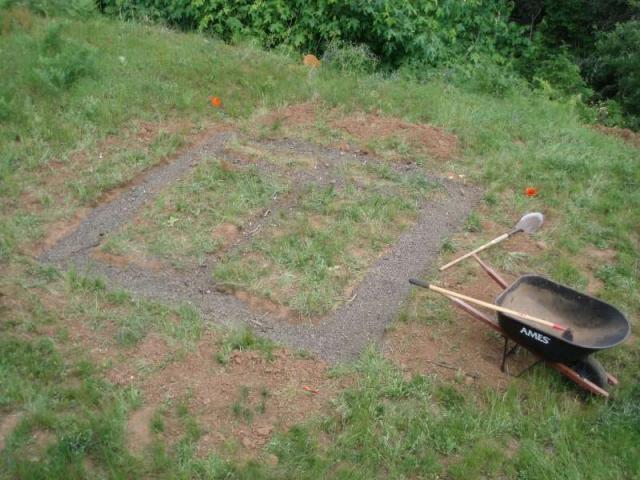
409,254,630,397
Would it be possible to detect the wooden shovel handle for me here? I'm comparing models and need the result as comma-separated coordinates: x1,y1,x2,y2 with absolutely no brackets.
439,232,510,271
411,281,568,333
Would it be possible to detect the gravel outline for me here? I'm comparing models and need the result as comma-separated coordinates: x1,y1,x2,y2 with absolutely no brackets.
39,133,481,362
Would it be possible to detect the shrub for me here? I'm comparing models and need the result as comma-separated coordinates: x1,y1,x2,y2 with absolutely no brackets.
532,49,592,100
99,0,524,70
32,23,97,92
321,40,378,74
589,21,640,126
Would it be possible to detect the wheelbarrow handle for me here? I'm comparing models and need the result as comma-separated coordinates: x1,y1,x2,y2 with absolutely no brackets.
408,280,571,334
409,278,429,289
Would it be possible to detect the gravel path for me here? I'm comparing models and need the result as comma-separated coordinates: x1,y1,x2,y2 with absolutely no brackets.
39,134,480,363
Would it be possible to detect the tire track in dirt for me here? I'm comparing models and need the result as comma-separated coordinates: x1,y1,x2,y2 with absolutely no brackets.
39,133,480,362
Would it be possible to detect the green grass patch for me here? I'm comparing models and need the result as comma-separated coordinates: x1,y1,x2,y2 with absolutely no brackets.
102,157,288,268
215,167,436,316
215,327,275,365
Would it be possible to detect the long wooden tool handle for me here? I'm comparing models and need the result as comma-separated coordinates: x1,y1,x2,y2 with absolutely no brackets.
428,283,566,331
439,232,510,271
425,283,568,332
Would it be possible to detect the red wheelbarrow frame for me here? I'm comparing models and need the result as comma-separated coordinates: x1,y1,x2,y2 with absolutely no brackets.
433,254,617,397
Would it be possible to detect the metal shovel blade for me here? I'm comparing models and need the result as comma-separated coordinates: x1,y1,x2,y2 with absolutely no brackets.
515,212,544,234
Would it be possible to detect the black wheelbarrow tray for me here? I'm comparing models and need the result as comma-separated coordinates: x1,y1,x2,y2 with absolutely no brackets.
411,256,631,397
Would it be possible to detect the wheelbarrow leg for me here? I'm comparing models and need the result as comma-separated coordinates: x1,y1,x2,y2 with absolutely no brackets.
500,337,519,373
501,337,509,372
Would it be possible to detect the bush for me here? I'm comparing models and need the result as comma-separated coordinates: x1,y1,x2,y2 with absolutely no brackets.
32,23,97,92
533,49,592,100
99,0,524,69
589,21,640,126
321,40,378,74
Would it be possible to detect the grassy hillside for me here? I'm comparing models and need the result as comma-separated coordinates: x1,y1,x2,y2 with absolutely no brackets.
0,6,639,479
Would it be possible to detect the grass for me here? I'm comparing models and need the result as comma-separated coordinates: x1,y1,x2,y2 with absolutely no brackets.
214,165,436,316
101,155,289,268
65,268,204,347
215,327,276,365
0,8,309,261
1,4,639,479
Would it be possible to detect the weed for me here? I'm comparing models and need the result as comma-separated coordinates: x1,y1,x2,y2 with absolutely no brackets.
231,386,253,424
66,269,106,293
215,327,275,365
33,23,97,92
441,238,456,254
257,387,269,415
464,211,482,233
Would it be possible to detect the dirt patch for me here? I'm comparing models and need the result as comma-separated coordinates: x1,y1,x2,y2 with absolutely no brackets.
331,112,458,159
259,102,318,129
126,405,155,453
13,429,57,462
106,333,172,385
384,266,533,390
578,246,617,295
583,246,617,263
258,103,459,160
212,223,241,249
125,331,340,459
233,290,300,322
594,125,640,149
92,249,165,272
0,412,22,451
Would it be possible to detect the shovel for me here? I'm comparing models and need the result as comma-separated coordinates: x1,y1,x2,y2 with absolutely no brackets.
440,212,544,271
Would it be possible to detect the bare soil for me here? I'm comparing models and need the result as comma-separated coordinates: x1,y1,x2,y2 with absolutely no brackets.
138,333,339,458
92,249,164,272
384,268,534,390
258,102,459,160
126,405,156,453
0,412,22,451
594,124,640,149
331,112,458,159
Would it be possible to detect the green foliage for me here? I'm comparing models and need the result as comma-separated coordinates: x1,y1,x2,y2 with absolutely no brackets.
95,0,640,126
215,327,275,365
515,38,593,100
1,0,97,18
100,0,524,69
520,0,638,53
33,23,97,91
590,21,640,127
321,40,378,74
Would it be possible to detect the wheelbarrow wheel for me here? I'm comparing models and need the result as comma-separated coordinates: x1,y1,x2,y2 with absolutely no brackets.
569,357,608,390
